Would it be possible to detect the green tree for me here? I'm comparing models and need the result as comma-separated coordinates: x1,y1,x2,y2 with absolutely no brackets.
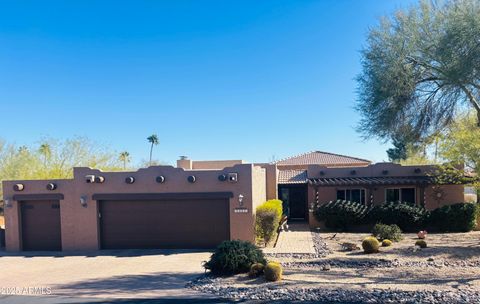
386,137,408,162
439,114,480,174
0,137,124,199
147,134,159,166
434,114,480,201
119,151,131,170
38,143,51,167
356,0,480,144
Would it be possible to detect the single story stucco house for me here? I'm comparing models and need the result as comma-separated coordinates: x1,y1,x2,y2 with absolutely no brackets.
2,151,464,251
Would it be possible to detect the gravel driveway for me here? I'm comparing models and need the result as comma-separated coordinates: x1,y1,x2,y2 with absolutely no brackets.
0,249,216,302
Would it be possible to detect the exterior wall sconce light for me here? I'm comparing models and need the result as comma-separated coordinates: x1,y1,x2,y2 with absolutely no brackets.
46,183,57,191
156,176,165,183
13,183,24,191
4,198,12,208
80,195,88,208
238,194,244,207
187,175,196,183
218,174,227,182
125,176,135,184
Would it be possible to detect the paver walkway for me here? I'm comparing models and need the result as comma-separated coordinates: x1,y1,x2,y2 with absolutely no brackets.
263,222,315,254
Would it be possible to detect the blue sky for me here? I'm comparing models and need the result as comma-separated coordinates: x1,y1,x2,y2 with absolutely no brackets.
0,0,417,166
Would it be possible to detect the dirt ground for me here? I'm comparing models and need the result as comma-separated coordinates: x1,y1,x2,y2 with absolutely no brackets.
324,231,480,262
222,232,480,293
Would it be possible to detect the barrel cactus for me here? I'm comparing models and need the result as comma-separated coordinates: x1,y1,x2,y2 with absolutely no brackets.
362,236,380,253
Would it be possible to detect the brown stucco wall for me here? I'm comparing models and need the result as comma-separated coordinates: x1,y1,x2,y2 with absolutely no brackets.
310,184,461,209
3,164,261,252
424,184,465,210
255,163,278,200
307,163,465,211
251,166,267,215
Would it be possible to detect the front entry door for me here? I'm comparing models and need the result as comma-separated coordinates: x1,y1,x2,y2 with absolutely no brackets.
278,185,307,220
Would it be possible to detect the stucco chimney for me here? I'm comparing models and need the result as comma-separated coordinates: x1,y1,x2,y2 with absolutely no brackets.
177,156,192,169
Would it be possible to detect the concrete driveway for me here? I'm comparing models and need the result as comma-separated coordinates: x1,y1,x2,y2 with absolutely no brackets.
0,249,222,303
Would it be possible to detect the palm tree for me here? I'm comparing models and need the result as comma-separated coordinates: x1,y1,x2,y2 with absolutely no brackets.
38,143,51,167
147,134,159,166
119,151,131,170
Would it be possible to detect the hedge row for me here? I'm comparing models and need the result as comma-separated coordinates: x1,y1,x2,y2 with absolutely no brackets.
314,200,479,232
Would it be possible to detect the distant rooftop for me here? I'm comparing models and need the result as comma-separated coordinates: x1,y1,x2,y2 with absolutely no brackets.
273,151,371,167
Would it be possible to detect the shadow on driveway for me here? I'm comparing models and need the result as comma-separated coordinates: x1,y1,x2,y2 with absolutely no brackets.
54,272,203,297
0,295,238,304
0,249,213,258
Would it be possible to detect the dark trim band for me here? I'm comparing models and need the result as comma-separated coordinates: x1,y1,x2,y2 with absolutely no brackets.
92,192,234,201
13,194,64,201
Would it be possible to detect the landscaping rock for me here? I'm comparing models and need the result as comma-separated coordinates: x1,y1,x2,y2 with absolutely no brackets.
283,259,480,269
188,275,480,303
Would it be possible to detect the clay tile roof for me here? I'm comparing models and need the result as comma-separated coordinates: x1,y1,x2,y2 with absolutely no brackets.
278,170,308,184
273,151,371,166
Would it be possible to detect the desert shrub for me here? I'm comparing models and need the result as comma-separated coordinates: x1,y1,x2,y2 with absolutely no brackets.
368,202,428,232
203,240,266,275
264,262,283,281
415,240,427,248
429,203,478,232
362,236,380,253
382,239,393,247
372,223,403,242
314,200,371,230
255,200,283,246
248,263,265,278
341,242,360,251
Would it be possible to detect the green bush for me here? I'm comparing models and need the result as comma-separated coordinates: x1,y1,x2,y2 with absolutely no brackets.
382,239,393,247
203,240,266,275
264,262,283,281
248,263,265,278
372,223,403,242
362,236,380,253
255,200,283,246
313,200,371,230
314,200,478,233
429,203,478,232
415,240,427,248
368,202,428,232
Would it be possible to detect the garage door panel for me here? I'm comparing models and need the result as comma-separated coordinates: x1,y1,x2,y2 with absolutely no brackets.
100,198,229,249
21,200,62,251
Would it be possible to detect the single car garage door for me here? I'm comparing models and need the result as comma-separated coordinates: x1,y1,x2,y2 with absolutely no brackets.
98,193,230,249
20,200,62,251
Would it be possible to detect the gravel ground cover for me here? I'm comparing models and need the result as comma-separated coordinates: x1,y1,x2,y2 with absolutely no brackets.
189,231,480,303
188,276,480,303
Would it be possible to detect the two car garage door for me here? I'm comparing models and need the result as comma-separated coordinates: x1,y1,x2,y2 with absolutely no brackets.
98,194,230,249
19,193,230,251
